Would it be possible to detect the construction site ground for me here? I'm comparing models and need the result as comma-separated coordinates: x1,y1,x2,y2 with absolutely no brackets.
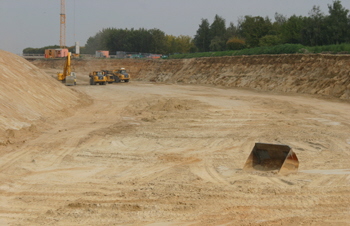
0,51,349,225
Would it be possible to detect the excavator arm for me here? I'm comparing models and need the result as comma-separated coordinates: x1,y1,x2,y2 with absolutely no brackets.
57,52,76,86
57,52,71,81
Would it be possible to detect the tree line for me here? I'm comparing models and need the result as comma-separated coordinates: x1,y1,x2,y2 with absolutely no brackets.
195,0,350,52
23,0,349,55
23,45,78,54
83,28,196,55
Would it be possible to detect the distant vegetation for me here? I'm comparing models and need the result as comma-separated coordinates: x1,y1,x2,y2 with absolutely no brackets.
23,45,84,54
168,43,350,59
188,0,350,55
24,0,350,58
84,28,196,55
23,45,60,54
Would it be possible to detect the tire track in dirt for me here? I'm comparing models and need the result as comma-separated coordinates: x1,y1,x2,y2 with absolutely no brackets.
1,80,350,225
189,161,230,185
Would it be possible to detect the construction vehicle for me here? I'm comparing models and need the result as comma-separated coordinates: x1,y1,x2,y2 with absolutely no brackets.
243,143,299,175
89,71,107,85
112,68,130,83
57,52,77,86
102,70,115,84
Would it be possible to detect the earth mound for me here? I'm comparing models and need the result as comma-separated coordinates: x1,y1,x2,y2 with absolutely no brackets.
0,50,82,144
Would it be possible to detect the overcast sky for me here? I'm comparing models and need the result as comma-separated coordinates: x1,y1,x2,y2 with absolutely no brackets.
1,0,349,54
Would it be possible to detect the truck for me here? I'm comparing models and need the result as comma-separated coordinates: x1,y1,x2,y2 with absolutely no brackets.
112,68,130,83
89,71,107,85
101,70,115,84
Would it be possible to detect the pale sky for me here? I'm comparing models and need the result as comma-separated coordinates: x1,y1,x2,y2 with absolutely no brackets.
0,0,349,54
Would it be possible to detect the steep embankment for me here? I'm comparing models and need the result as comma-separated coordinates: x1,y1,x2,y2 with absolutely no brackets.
33,54,350,100
0,50,84,144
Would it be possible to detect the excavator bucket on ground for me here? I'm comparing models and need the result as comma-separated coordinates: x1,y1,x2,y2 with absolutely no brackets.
243,143,299,175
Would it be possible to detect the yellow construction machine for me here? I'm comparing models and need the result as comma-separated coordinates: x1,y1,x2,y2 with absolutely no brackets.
102,70,115,84
243,143,299,175
57,52,77,86
112,68,130,83
89,71,107,85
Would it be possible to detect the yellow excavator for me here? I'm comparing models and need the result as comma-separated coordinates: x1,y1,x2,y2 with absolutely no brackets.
57,52,77,86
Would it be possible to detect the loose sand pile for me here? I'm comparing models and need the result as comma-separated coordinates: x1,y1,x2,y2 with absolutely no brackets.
0,50,83,144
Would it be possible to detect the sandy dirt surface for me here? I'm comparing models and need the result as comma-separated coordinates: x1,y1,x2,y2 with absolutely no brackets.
0,51,88,145
0,67,349,225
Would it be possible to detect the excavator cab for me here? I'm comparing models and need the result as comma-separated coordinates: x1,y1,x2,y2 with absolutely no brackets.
243,143,299,175
65,72,77,86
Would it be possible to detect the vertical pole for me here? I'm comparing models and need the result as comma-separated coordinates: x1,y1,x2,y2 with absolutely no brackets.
60,0,66,48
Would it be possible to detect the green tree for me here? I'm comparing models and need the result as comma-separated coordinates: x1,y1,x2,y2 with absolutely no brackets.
280,15,305,44
165,35,178,54
194,19,211,52
225,22,239,41
131,28,153,53
271,13,287,36
240,16,273,47
210,15,226,38
176,35,195,53
274,13,287,26
165,35,194,54
209,36,226,51
325,0,350,44
84,27,167,54
301,6,326,46
102,28,127,53
209,15,227,51
149,28,166,54
85,31,105,54
259,35,282,46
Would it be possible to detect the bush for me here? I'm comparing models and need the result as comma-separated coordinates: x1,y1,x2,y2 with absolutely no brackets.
259,35,283,47
231,44,304,55
168,43,350,59
226,37,246,50
303,43,350,54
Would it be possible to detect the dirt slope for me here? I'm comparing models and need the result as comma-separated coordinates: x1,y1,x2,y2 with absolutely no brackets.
33,54,350,100
0,50,86,144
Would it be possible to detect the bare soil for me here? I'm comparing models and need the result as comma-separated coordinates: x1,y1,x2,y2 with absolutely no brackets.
0,51,349,225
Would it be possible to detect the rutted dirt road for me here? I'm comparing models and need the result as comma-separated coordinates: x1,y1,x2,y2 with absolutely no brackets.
0,70,349,225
